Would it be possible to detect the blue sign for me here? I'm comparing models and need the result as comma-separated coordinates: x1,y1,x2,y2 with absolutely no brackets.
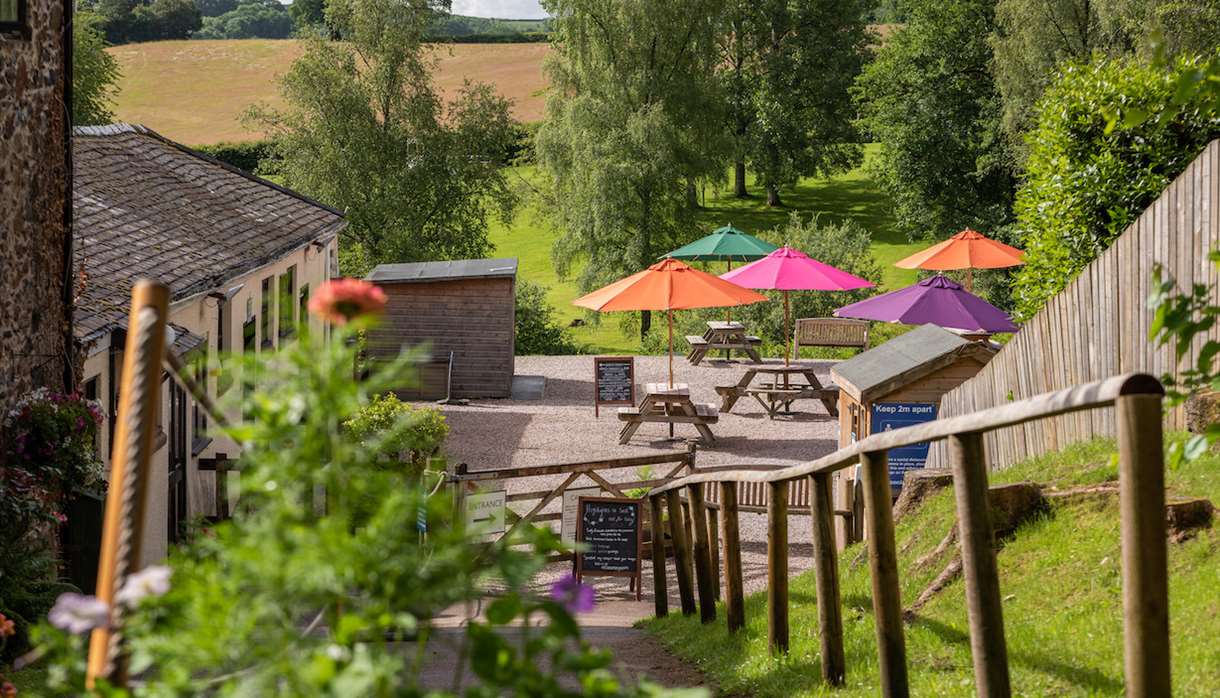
870,402,938,489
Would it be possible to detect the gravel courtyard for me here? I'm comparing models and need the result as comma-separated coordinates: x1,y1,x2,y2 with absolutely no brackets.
433,354,844,603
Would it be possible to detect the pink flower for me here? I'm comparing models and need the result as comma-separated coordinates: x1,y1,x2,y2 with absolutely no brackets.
0,612,15,638
307,278,387,325
48,593,109,634
550,574,595,614
1,681,15,697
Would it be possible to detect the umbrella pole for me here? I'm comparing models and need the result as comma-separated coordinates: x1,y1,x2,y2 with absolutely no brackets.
668,309,675,440
726,260,732,324
965,267,974,293
784,290,791,367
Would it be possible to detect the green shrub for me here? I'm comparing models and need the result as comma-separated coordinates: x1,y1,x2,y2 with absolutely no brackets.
193,138,281,175
1012,54,1220,319
516,280,580,355
343,393,448,468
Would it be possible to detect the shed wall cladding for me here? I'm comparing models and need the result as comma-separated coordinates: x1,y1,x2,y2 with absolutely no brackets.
369,277,515,398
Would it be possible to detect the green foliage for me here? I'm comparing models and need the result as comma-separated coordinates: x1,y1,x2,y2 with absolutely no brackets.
287,0,326,28
854,0,1017,244
195,0,294,39
537,0,726,339
196,0,238,17
1012,55,1220,319
515,280,579,355
343,392,448,467
193,138,280,173
73,12,122,126
427,12,551,40
130,0,202,40
250,0,518,267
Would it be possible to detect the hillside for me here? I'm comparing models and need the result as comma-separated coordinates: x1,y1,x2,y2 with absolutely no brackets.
644,437,1220,696
106,39,550,144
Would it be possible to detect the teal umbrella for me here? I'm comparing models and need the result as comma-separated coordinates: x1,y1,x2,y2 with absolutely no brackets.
665,224,778,323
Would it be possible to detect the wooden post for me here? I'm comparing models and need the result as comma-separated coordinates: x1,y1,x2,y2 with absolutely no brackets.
1115,393,1171,697
860,451,908,697
768,479,790,654
87,281,171,689
688,484,717,623
719,481,746,633
810,473,846,685
949,432,1011,698
649,495,669,618
682,500,695,581
215,455,230,520
707,505,721,601
666,489,697,616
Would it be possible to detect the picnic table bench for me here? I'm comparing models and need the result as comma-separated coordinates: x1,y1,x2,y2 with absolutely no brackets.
617,382,719,444
715,364,839,419
686,321,762,365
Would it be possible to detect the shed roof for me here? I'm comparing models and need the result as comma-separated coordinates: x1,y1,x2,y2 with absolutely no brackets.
72,123,346,345
367,258,518,284
831,324,996,402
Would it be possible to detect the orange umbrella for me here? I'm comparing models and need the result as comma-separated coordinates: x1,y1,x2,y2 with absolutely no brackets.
573,258,769,386
894,228,1024,291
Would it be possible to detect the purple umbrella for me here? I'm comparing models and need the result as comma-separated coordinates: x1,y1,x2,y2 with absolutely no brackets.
833,274,1018,334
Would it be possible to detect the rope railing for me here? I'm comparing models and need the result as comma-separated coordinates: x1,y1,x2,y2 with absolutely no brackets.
648,372,1169,698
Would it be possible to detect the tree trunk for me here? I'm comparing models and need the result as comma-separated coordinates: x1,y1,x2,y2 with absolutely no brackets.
734,160,748,198
640,310,652,339
766,183,782,207
686,177,699,209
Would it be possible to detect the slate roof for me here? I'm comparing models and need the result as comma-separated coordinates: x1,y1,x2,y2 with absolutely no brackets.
831,324,996,402
73,124,346,345
367,258,518,284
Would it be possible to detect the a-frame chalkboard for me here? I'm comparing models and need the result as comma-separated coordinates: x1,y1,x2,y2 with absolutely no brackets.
575,496,642,600
593,356,635,417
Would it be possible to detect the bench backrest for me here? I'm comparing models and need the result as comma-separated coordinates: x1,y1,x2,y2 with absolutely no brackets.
793,317,870,354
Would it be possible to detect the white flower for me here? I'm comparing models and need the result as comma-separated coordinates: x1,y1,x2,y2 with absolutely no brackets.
115,565,172,607
48,593,110,634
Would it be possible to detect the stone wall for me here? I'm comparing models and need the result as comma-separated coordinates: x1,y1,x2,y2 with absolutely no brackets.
0,0,72,416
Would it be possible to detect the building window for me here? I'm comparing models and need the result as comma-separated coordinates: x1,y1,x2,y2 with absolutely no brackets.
278,266,296,341
298,283,310,335
260,277,274,349
0,0,27,37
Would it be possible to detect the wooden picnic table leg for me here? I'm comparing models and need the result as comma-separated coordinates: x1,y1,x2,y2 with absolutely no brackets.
804,370,838,417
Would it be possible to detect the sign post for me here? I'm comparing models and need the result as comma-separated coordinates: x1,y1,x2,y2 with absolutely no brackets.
869,402,938,490
575,496,643,600
593,356,635,417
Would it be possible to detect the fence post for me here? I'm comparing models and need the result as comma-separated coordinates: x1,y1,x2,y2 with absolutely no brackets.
948,432,1011,698
649,494,669,618
706,504,721,601
665,489,697,616
860,450,908,698
1115,392,1171,697
719,481,745,633
688,484,717,623
768,479,790,654
809,473,846,685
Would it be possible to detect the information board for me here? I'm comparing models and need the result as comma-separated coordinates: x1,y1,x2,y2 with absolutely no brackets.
593,357,635,417
576,497,642,588
870,402,938,489
464,490,506,542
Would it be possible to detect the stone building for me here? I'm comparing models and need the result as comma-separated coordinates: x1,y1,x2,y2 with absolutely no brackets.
0,0,74,415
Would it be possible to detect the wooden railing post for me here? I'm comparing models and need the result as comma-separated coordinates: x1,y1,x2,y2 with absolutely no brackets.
719,481,745,633
665,489,697,616
706,504,721,601
809,473,846,685
649,494,669,618
860,451,908,698
949,432,1011,698
688,484,717,623
768,479,790,654
1115,393,1171,697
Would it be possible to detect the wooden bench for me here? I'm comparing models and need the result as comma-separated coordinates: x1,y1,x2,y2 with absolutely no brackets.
792,317,870,360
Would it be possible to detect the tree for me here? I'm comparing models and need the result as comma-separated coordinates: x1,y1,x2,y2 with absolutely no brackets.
197,0,239,17
196,0,295,39
854,0,1016,243
536,0,726,339
288,0,326,29
130,0,202,40
73,12,122,125
250,0,518,270
720,0,871,204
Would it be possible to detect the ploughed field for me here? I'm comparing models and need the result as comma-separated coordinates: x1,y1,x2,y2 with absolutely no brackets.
107,39,551,144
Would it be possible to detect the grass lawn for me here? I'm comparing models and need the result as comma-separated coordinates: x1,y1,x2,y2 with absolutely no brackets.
490,146,919,354
642,436,1220,696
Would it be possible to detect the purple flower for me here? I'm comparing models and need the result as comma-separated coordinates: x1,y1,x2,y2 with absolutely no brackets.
115,565,172,607
550,574,595,614
48,593,110,634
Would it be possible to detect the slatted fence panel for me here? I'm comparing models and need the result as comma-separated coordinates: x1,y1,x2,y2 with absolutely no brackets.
934,141,1220,469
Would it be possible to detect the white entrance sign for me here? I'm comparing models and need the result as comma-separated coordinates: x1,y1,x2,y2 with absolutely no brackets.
562,487,603,543
465,490,506,541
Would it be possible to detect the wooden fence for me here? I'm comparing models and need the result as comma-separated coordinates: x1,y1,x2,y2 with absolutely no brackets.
934,140,1219,470
648,373,1169,698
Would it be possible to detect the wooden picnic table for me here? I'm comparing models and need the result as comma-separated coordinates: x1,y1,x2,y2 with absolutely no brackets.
714,364,839,419
685,321,763,365
616,382,719,444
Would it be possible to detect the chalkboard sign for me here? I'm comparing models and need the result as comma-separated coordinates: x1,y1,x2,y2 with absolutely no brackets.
575,497,642,599
593,357,635,417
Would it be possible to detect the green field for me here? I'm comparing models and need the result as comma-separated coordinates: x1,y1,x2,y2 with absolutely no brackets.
490,147,920,353
643,436,1220,696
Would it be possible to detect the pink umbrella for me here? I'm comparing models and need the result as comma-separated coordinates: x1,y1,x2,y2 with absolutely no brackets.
722,246,874,364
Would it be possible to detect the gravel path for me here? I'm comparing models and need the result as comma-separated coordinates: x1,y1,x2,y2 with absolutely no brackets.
434,355,842,602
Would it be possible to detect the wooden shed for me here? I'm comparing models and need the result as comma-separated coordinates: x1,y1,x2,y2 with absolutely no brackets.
831,323,996,500
366,258,517,400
